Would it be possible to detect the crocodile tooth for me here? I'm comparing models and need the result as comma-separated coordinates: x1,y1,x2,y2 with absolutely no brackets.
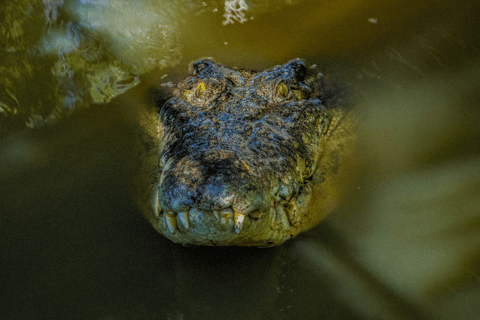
274,204,291,230
165,213,177,233
286,202,300,226
218,208,233,225
234,210,246,233
178,211,189,229
154,191,162,219
212,210,220,219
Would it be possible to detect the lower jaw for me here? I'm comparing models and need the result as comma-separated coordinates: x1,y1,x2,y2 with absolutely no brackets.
150,206,300,247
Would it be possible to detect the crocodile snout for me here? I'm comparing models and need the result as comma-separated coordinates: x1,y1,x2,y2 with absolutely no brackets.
155,149,274,240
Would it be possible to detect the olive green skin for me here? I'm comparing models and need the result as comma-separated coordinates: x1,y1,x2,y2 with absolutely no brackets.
138,59,356,246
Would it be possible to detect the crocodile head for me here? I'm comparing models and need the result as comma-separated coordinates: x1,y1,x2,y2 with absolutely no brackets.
146,59,352,246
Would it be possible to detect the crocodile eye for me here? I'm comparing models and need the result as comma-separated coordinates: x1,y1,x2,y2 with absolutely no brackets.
276,82,288,97
196,82,205,97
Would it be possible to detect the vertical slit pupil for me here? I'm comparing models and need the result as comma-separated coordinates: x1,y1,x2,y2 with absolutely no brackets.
196,82,205,97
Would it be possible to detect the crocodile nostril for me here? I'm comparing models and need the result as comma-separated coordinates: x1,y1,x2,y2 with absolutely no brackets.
198,174,236,210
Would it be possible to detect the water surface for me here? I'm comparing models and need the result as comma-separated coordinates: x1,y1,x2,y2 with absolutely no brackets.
1,1,479,319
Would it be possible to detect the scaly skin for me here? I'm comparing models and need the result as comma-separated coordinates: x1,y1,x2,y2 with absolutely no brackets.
139,59,356,246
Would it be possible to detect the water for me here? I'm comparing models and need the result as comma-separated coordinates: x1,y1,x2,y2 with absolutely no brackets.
1,1,479,319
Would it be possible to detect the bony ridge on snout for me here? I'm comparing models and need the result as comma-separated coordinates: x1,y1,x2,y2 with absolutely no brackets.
139,59,356,246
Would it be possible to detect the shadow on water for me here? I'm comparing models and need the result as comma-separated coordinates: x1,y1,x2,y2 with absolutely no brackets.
1,0,480,319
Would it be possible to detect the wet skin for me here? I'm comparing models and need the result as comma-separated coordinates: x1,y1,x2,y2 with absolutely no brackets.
143,59,355,246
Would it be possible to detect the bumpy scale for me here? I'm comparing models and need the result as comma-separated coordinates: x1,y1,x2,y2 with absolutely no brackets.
142,59,356,246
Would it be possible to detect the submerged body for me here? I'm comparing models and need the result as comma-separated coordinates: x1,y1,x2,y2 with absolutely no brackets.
141,59,356,246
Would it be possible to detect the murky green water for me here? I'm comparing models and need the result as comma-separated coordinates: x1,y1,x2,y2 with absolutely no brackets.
1,1,479,319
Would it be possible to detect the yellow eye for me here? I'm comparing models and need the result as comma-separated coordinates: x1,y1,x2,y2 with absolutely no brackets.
196,82,205,97
276,82,288,97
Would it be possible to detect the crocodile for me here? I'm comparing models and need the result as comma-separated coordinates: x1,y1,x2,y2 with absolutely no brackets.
141,59,356,246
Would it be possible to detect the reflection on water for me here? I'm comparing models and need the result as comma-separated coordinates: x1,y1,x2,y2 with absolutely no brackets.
1,0,183,129
1,0,479,319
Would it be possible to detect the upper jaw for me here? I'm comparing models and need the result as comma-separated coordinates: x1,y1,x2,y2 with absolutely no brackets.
151,180,309,246
152,143,314,245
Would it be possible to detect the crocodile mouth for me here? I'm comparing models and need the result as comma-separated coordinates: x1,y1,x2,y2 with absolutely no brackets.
151,178,315,247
